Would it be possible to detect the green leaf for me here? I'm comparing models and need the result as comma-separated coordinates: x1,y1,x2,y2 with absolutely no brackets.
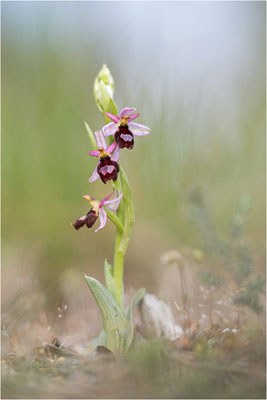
127,288,146,315
109,97,118,116
84,121,97,150
104,207,124,233
125,288,146,352
104,259,116,299
85,275,130,354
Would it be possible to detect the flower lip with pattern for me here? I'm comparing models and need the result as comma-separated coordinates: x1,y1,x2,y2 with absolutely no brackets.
89,131,120,184
97,153,120,184
103,107,151,150
72,191,123,232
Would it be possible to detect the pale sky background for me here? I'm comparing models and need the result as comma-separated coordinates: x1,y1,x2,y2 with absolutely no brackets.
3,1,265,131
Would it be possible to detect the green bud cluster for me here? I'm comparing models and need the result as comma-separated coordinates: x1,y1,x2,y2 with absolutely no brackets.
93,64,117,124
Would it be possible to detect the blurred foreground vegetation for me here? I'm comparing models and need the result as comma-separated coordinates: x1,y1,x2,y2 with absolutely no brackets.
2,322,265,399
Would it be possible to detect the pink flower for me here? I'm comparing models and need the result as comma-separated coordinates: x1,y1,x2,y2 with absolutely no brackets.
89,131,120,184
72,191,122,232
103,107,151,150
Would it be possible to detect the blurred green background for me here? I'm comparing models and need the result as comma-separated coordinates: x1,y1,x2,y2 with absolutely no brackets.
2,1,265,306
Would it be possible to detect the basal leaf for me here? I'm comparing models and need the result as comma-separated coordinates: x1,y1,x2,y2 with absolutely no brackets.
91,329,107,349
85,275,129,354
125,288,146,352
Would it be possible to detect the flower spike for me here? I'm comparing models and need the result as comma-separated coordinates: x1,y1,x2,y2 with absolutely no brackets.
72,191,123,232
103,107,150,150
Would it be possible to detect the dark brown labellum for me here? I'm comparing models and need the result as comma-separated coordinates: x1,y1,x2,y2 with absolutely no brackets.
85,209,98,228
97,156,119,184
73,209,98,230
114,125,134,149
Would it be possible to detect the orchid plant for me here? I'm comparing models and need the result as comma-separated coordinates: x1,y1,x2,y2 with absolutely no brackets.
72,65,151,355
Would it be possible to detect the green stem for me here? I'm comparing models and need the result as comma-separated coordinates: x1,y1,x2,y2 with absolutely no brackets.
112,176,124,305
112,168,135,306
118,167,135,253
113,233,125,305
97,95,134,307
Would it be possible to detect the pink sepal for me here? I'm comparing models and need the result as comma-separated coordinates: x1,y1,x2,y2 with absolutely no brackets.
88,164,100,183
94,130,106,148
95,208,107,232
111,145,120,162
102,121,115,133
104,191,123,211
129,122,151,136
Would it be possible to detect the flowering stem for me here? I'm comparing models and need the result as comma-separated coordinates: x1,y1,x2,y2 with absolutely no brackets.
94,79,135,306
112,168,135,306
112,175,125,305
113,233,125,305
118,168,135,253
